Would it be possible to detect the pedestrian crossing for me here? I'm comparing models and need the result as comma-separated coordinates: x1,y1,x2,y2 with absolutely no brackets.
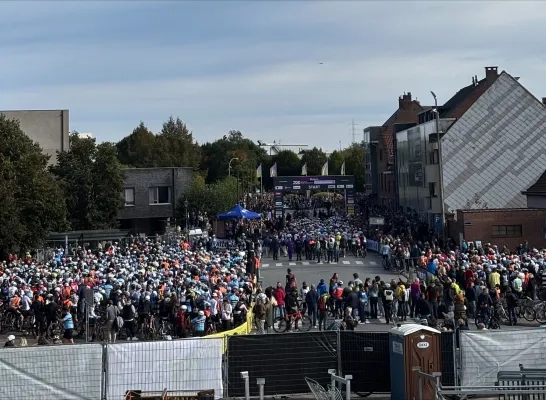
261,260,378,268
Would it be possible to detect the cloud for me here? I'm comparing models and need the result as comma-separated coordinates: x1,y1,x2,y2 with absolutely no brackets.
2,1,546,149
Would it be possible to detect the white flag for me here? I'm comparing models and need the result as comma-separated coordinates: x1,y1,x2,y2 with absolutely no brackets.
321,161,328,176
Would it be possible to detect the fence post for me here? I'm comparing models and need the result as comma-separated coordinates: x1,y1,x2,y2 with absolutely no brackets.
257,378,265,400
345,376,351,400
337,329,343,377
241,371,250,400
101,343,108,400
224,336,229,399
452,329,458,385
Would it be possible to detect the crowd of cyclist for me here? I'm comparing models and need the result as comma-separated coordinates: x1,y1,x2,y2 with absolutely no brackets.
0,237,258,345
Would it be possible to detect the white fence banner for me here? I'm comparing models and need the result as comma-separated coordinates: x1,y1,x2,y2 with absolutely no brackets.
0,343,103,400
106,338,223,399
460,329,546,387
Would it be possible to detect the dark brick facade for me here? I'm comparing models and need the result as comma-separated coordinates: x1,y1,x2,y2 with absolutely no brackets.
377,93,424,207
118,168,192,231
450,209,546,250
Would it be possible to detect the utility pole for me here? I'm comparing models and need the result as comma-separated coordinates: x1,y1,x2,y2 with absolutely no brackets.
431,91,446,246
350,119,358,144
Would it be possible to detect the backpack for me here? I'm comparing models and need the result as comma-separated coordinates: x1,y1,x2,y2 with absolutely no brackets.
328,240,335,250
318,297,327,311
385,290,394,301
122,304,134,320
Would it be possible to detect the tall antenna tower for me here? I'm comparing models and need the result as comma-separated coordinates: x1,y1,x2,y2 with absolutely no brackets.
350,119,358,143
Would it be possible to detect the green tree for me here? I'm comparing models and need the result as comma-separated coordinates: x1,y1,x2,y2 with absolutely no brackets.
272,150,301,177
0,114,67,255
116,122,158,167
178,175,239,220
328,150,345,175
342,143,366,190
51,134,125,230
301,147,327,176
157,116,201,169
200,130,266,183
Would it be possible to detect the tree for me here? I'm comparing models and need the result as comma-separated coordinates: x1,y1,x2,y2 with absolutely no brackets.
200,130,267,184
178,175,239,220
51,134,125,230
301,147,328,176
156,116,201,169
342,143,366,190
0,114,67,255
116,122,158,167
328,150,345,175
272,150,301,177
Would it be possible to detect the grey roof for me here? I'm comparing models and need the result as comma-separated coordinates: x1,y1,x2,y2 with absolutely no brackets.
441,72,546,212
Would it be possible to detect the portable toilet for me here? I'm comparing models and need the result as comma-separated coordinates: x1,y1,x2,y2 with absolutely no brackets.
389,324,441,400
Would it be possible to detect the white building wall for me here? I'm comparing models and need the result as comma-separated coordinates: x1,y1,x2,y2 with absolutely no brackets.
441,72,546,212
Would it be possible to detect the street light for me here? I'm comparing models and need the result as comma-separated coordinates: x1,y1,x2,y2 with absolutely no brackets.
430,91,446,245
228,157,239,177
184,199,189,236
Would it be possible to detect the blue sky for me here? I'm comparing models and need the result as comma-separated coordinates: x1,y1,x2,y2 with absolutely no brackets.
2,1,546,151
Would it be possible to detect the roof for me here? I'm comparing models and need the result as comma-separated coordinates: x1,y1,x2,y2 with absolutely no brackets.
522,169,546,195
389,324,441,337
440,76,494,119
380,127,394,155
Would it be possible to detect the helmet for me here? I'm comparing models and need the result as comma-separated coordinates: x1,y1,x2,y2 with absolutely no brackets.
145,295,150,301
181,305,188,311
338,280,343,285
198,310,205,316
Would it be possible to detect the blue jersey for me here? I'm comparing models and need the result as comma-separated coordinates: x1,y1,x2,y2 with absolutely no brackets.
191,316,206,332
63,313,74,330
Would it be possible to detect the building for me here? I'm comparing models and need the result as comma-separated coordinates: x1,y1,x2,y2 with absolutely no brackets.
0,109,69,163
363,126,381,196
450,208,546,250
522,168,546,209
373,93,425,207
396,66,546,234
118,167,192,234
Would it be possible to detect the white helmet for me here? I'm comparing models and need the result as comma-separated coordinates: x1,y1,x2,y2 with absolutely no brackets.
181,305,188,311
198,310,205,316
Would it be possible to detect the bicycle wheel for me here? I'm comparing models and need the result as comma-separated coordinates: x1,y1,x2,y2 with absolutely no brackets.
475,315,485,329
297,316,313,332
496,306,509,324
272,316,288,333
522,306,536,322
535,306,546,324
489,317,501,330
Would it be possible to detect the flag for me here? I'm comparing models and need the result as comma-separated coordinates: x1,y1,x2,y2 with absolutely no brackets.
321,161,328,176
301,163,308,176
256,163,262,179
341,161,346,176
270,162,277,177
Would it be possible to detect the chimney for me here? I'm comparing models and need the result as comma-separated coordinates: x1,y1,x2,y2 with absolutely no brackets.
399,92,412,108
472,76,475,86
542,97,546,106
485,66,498,83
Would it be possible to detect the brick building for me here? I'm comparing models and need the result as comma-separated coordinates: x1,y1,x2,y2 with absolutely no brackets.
376,93,424,207
449,209,546,251
118,167,192,234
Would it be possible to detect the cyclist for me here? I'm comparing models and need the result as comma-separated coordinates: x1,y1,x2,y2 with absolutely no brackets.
8,292,24,326
284,287,299,331
477,285,493,326
138,294,152,333
381,243,391,269
360,234,367,258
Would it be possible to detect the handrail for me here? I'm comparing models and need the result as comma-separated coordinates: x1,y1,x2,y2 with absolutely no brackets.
412,367,442,400
327,369,353,400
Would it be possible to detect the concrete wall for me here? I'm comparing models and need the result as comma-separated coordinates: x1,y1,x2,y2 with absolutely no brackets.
118,167,192,221
0,110,69,163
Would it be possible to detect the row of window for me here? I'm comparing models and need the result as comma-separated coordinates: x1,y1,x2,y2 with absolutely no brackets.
492,224,522,237
379,173,392,193
124,187,172,206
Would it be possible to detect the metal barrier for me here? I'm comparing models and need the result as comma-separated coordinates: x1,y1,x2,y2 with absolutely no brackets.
328,369,352,400
496,371,546,400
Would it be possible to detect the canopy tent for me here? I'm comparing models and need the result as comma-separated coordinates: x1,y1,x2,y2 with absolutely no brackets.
216,204,261,220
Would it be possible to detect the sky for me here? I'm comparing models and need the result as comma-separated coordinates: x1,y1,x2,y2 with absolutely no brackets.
2,1,546,152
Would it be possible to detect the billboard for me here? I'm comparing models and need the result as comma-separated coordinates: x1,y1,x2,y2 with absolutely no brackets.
273,175,355,191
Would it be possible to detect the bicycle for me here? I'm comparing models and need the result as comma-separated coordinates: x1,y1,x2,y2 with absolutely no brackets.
514,297,536,322
475,308,501,329
273,310,312,333
142,314,157,340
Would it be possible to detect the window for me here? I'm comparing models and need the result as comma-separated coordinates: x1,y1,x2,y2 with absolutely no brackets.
492,225,522,237
429,149,439,164
149,186,171,204
379,149,383,162
428,182,437,197
124,188,135,206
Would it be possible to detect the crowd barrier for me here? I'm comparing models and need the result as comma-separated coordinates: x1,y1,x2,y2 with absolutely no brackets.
208,311,253,353
366,239,379,253
10,327,543,398
459,329,546,387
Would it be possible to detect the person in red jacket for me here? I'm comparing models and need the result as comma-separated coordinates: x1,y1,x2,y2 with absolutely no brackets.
273,282,286,319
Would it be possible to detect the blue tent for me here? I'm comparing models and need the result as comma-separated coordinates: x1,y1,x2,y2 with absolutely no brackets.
216,204,261,220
